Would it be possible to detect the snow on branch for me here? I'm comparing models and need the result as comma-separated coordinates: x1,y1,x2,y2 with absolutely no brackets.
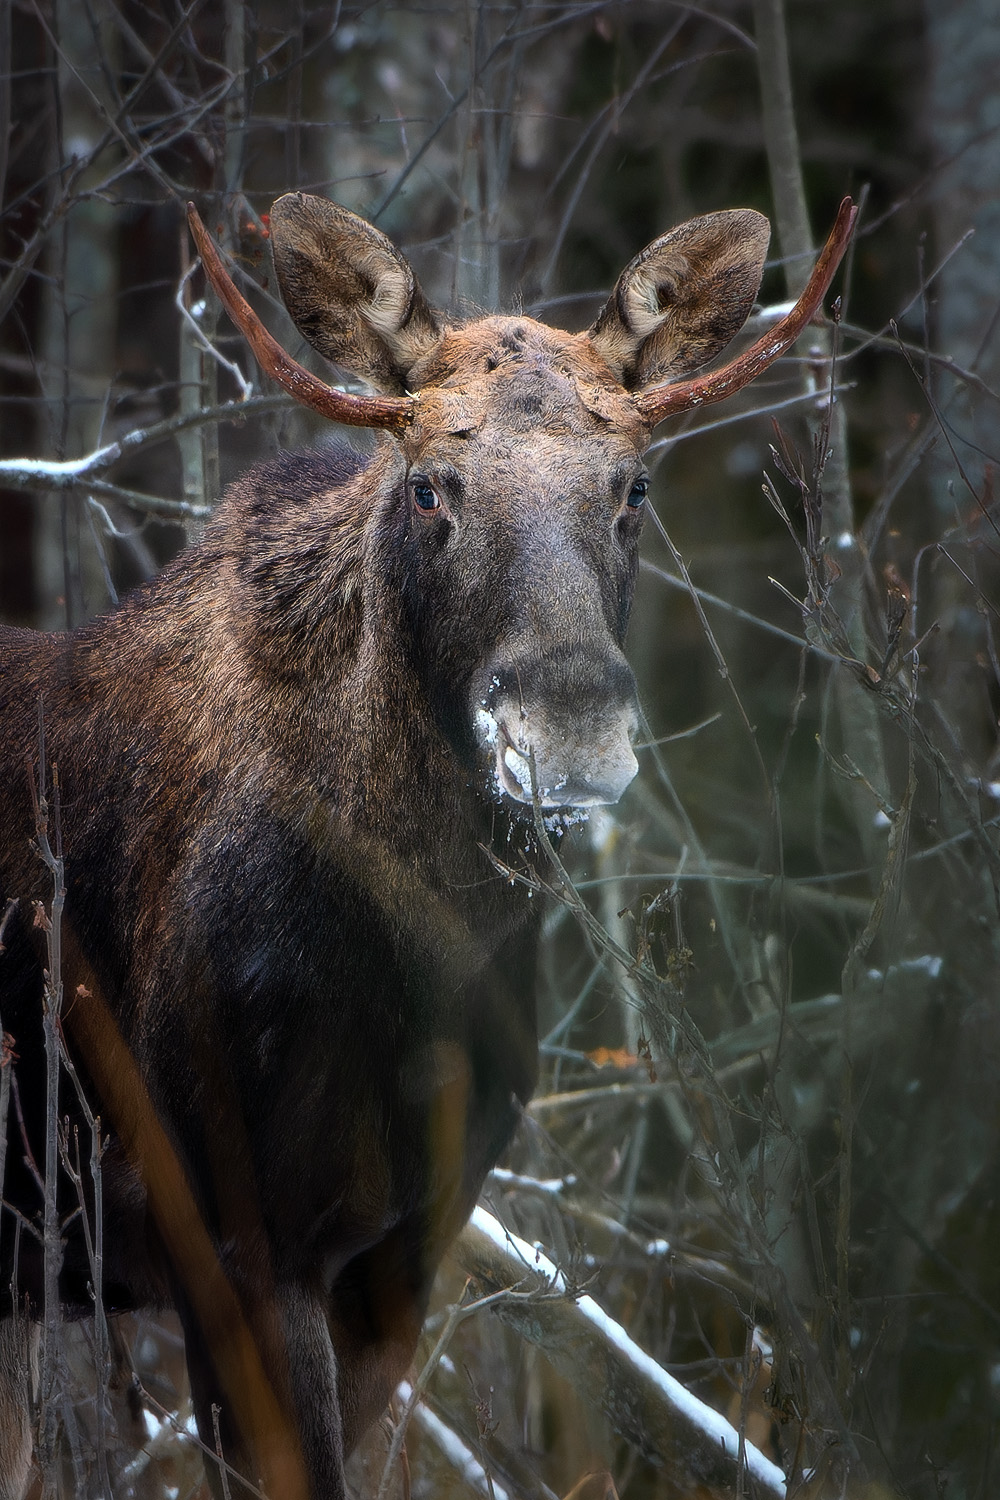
454,1207,787,1500
0,395,291,519
396,1381,511,1500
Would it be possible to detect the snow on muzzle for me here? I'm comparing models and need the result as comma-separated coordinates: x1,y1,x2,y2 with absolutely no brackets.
474,658,640,809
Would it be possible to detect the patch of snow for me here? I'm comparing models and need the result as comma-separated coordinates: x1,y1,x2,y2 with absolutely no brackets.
868,954,942,984
903,954,943,978
753,1327,773,1361
489,1167,573,1195
142,1408,164,1441
475,706,499,747
396,1380,509,1500
0,448,119,480
967,778,1000,799
544,806,590,832
756,300,797,322
471,1207,787,1496
503,744,533,793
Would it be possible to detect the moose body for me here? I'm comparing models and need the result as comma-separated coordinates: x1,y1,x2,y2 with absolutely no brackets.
0,192,854,1498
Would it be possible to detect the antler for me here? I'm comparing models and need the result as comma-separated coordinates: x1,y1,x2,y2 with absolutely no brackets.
633,196,858,426
186,204,415,434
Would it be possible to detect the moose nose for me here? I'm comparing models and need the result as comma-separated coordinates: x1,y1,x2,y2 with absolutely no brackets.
498,733,638,807
479,701,639,809
473,640,640,810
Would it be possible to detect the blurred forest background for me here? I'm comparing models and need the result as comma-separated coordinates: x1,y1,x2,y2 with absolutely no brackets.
2,1,1000,1497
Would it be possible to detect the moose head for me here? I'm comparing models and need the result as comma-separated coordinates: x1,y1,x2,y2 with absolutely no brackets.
189,193,854,817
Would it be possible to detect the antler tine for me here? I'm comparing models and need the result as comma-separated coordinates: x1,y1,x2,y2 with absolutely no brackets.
186,204,415,434
634,196,858,427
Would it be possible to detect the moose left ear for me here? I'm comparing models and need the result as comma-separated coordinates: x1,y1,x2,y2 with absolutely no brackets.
588,209,770,390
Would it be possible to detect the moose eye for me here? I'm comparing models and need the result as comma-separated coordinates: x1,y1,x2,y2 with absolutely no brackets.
626,477,648,509
411,479,441,513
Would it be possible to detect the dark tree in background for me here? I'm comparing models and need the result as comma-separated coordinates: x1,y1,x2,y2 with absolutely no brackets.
1,3,999,1497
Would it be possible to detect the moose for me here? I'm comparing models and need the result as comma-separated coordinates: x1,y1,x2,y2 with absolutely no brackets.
0,191,854,1498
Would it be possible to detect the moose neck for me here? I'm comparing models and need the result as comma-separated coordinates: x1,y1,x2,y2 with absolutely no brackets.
203,443,533,923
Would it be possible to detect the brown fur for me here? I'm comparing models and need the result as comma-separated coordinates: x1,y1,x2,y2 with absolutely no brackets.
0,197,770,1499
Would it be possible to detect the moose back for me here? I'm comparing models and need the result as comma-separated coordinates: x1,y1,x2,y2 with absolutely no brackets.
0,192,854,1498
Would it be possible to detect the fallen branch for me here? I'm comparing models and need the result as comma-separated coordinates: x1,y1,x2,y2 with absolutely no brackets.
454,1208,787,1500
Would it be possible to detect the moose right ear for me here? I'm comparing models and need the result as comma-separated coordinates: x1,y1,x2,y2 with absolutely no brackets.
588,209,771,391
270,193,442,394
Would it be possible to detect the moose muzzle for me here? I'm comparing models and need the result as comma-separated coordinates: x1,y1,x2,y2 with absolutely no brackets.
474,651,640,810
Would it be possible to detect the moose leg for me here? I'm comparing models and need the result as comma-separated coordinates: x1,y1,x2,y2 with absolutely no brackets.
177,1279,348,1500
327,1224,435,1457
0,1314,39,1500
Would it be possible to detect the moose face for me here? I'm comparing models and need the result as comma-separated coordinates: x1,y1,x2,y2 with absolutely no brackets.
390,316,648,811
